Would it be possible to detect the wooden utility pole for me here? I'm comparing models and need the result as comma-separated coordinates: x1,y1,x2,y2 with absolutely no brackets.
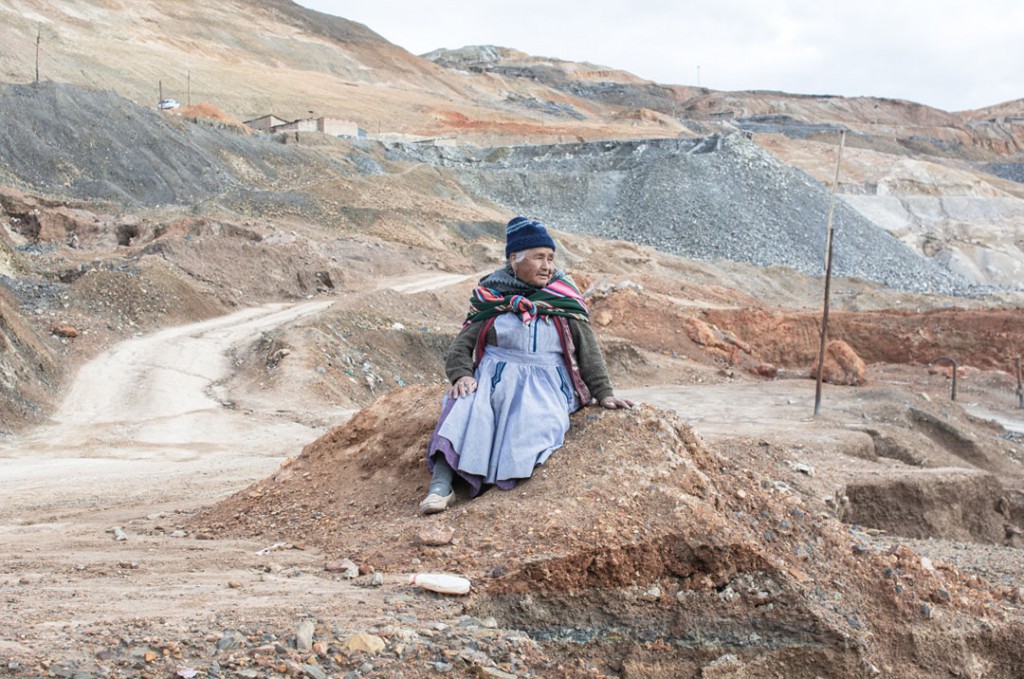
159,79,163,103
813,130,847,416
35,26,41,83
187,70,191,106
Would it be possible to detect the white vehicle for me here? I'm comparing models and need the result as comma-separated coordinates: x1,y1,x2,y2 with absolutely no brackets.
157,98,181,110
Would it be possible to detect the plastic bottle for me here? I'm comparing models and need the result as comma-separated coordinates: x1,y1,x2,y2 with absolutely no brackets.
409,572,472,595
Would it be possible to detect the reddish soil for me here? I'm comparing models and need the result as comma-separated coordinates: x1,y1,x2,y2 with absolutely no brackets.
174,103,251,131
191,379,1024,677
704,307,1024,372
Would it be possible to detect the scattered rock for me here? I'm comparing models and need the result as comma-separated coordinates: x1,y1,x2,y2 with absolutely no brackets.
786,460,815,476
417,525,455,546
301,663,326,679
216,632,245,651
295,619,315,652
640,585,661,602
343,633,386,655
812,339,866,386
325,558,360,578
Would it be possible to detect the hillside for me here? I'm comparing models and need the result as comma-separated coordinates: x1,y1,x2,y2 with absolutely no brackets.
3,0,1022,290
0,0,683,144
0,83,976,293
422,46,1024,289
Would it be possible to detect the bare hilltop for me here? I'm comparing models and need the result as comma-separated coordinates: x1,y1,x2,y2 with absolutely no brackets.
2,2,1024,677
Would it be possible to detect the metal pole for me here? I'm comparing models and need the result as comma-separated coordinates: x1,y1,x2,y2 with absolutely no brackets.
1016,355,1023,409
35,26,41,84
814,130,847,416
928,356,959,401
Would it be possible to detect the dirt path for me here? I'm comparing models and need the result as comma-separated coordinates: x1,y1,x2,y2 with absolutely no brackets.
384,272,476,294
0,300,338,520
0,271,479,518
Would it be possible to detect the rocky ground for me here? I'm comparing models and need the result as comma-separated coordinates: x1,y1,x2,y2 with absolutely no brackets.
1,40,1024,677
4,345,1024,678
3,227,1024,676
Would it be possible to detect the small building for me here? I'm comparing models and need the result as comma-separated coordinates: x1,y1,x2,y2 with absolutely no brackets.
272,116,365,138
272,118,318,133
245,114,367,138
243,114,289,131
319,117,365,138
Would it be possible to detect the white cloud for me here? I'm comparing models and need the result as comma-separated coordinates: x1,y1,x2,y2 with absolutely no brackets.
297,0,1024,111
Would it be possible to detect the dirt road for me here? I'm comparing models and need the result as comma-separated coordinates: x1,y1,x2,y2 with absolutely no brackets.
0,300,337,521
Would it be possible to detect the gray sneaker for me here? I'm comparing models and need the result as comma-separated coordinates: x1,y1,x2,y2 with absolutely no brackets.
419,490,454,515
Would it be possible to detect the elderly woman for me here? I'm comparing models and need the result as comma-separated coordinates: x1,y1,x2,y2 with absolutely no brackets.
420,216,634,514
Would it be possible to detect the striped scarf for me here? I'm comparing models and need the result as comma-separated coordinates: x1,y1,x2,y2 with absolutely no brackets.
465,273,589,325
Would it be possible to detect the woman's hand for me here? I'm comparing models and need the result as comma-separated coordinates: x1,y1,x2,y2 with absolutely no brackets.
599,395,635,409
449,376,478,399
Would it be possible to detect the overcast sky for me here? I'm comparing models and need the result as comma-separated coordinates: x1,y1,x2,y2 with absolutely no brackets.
296,0,1023,112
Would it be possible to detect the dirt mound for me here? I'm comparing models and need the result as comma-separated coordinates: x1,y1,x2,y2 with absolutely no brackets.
64,257,227,331
705,306,1024,373
175,102,249,131
815,339,866,385
192,385,1024,675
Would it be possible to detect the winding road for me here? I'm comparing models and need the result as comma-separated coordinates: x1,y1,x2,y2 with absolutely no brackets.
0,271,479,520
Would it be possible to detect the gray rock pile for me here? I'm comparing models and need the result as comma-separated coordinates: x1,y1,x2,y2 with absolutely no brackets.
391,134,974,295
0,82,346,210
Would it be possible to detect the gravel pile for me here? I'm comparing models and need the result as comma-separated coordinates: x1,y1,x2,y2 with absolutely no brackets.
390,135,975,295
0,82,346,209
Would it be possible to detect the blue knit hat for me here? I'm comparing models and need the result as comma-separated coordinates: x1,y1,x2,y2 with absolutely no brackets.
505,216,555,257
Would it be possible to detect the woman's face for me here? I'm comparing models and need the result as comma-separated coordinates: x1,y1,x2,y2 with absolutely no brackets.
510,247,556,287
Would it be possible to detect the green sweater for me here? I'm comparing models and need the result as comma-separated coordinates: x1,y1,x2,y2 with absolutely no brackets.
443,316,615,403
